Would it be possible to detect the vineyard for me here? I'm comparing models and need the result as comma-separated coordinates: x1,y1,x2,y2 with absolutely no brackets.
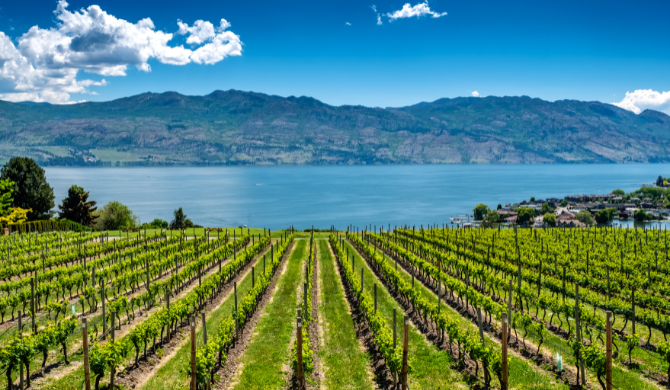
0,225,668,389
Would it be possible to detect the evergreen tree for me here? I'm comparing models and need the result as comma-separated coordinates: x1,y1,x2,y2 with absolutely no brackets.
0,157,55,220
58,185,98,226
170,207,187,229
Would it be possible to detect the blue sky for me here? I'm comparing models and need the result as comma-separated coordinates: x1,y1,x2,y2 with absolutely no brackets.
0,0,669,111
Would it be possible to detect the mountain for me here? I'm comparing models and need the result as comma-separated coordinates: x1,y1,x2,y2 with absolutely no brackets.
0,90,669,166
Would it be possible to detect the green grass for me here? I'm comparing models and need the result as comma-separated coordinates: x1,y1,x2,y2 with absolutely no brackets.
342,238,567,390
232,240,307,390
316,240,375,390
141,246,274,390
339,240,463,389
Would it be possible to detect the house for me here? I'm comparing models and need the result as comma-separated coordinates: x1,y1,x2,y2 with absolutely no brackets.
641,202,654,209
505,215,518,224
613,196,623,202
656,202,667,209
630,197,640,203
643,198,652,203
533,215,545,228
557,212,576,221
557,220,587,228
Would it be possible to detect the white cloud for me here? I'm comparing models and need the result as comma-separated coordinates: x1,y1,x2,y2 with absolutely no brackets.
371,5,383,25
471,91,480,97
0,0,242,103
345,22,351,26
612,89,670,115
386,1,447,21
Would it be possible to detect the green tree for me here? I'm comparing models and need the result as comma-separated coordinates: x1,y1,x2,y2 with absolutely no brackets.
95,201,139,230
612,189,625,196
634,209,651,222
529,196,535,202
0,179,14,216
560,199,568,207
496,204,502,210
473,204,490,220
543,213,556,226
0,157,55,220
575,210,594,225
58,185,98,227
540,202,552,214
170,207,193,229
595,207,617,224
140,218,168,229
516,207,534,225
657,175,664,187
481,211,500,228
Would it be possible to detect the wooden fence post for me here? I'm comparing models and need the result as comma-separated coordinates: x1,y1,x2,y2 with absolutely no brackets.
606,311,613,390
167,292,171,342
297,310,304,389
190,315,197,390
393,308,397,349
374,284,377,313
401,315,409,390
82,317,91,390
501,312,508,390
110,310,116,389
101,282,106,339
18,311,23,390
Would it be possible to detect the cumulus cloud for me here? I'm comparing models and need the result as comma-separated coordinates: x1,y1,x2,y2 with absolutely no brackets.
0,0,242,103
386,1,447,21
345,22,351,26
471,91,480,97
612,89,670,115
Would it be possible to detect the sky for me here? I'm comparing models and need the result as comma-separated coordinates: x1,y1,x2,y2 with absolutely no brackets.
0,0,669,114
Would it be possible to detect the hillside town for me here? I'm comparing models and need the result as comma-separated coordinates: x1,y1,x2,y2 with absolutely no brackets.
474,177,670,228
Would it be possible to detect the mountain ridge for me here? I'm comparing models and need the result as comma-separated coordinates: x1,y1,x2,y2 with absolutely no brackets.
0,90,669,165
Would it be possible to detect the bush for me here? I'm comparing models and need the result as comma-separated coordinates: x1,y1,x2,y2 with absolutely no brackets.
94,201,139,230
139,218,168,229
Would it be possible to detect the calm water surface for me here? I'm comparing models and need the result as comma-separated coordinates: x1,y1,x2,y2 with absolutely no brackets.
43,165,670,230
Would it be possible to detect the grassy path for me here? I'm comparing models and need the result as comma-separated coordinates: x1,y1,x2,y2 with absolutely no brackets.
316,240,375,390
230,240,308,390
339,239,463,389
139,246,274,390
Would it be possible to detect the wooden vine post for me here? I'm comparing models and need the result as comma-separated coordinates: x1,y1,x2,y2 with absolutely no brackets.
501,312,509,390
82,317,91,390
401,315,409,390
190,315,197,390
606,311,613,390
297,310,305,389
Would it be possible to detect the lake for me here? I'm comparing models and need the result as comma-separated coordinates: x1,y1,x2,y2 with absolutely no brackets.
43,165,670,230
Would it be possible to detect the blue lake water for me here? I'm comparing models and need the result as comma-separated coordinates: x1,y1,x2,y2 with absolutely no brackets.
43,165,670,230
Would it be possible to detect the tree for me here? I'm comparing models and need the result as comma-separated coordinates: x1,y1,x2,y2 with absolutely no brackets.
95,201,139,230
529,196,535,202
58,185,98,227
657,175,664,187
543,213,556,226
612,189,625,196
0,157,55,220
560,199,568,207
634,209,651,222
481,211,500,228
575,210,594,226
170,207,188,229
473,204,490,220
516,207,534,225
0,179,14,216
595,208,617,224
540,202,552,214
140,218,168,229
497,204,502,210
